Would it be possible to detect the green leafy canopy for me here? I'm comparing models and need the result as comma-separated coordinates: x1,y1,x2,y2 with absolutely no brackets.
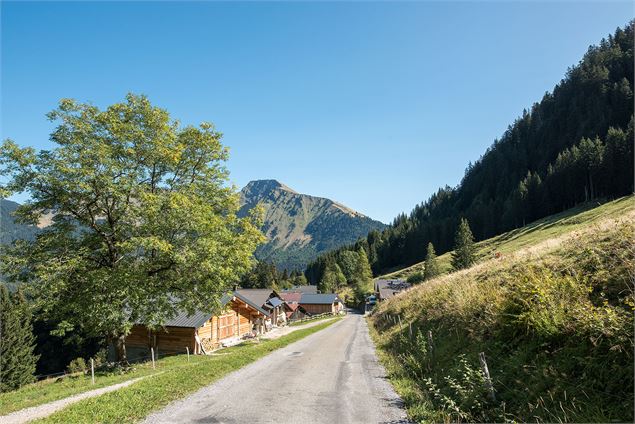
0,94,265,341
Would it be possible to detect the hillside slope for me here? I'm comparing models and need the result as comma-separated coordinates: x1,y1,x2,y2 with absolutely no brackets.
239,180,385,270
369,198,634,422
381,196,634,280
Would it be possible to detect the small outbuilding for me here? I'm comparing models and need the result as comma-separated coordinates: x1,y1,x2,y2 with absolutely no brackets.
299,293,344,315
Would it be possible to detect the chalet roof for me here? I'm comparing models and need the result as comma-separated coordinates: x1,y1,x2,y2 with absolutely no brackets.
375,279,410,293
378,288,399,301
299,293,341,305
282,285,318,294
233,289,274,316
161,294,233,328
280,292,302,304
267,297,283,308
162,309,212,328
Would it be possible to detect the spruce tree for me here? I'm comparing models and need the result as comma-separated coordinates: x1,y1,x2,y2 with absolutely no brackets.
451,218,477,271
0,286,39,392
423,242,441,281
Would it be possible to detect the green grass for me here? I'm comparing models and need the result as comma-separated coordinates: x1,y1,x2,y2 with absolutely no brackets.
382,196,634,280
369,201,634,423
0,364,164,415
288,314,339,327
34,318,340,423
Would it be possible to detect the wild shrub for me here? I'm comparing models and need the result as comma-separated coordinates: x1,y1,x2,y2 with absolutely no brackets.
66,358,87,374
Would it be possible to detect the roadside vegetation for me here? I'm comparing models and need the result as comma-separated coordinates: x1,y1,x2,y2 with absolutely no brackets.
369,203,634,423
1,319,339,421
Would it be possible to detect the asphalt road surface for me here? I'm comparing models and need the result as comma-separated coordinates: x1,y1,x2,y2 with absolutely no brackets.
143,313,409,424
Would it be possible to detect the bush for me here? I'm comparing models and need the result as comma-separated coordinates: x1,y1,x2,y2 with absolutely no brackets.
407,272,424,284
91,349,108,368
66,357,87,374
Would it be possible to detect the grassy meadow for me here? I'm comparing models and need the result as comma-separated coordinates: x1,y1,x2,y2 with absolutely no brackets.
369,198,634,423
381,196,634,280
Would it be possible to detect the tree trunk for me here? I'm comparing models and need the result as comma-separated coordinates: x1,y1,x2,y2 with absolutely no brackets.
114,334,128,365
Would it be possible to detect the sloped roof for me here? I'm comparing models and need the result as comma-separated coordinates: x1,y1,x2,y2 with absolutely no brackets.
267,297,283,308
299,293,341,305
233,289,273,316
282,285,318,294
375,279,410,292
162,309,212,328
280,292,302,303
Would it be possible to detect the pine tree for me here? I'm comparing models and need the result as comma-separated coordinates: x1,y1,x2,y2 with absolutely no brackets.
423,242,441,281
0,286,39,392
451,218,476,271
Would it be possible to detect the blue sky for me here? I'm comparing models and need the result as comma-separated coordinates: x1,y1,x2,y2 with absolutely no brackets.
1,1,632,223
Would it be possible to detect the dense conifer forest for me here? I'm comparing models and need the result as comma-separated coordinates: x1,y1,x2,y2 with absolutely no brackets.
306,21,634,283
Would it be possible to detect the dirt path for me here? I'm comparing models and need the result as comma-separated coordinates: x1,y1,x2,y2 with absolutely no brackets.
0,376,147,424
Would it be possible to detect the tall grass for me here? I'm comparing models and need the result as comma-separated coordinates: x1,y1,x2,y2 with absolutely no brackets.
370,216,634,423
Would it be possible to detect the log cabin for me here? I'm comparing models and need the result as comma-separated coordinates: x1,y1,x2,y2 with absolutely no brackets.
298,293,344,315
124,292,270,359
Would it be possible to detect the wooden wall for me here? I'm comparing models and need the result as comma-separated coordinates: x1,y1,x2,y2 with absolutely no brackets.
300,303,335,315
125,324,195,355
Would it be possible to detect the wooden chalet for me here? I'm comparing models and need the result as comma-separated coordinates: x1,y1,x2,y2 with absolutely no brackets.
280,292,308,321
298,293,344,315
234,288,287,330
124,292,270,359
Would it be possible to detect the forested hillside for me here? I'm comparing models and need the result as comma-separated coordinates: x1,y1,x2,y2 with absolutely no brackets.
305,21,634,283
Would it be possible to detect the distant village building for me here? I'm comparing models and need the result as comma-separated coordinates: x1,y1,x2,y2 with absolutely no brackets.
299,293,344,315
281,285,318,294
374,279,410,301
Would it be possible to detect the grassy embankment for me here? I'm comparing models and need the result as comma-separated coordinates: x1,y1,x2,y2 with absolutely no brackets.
1,319,339,422
369,196,634,423
382,196,634,281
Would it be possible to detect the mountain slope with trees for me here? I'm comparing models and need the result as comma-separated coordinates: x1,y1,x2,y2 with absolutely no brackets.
305,21,634,283
239,179,385,271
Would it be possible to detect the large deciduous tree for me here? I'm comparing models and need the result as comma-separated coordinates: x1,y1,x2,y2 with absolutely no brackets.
0,94,264,362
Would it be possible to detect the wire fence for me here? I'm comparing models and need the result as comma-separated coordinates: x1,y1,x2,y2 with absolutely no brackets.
34,347,191,382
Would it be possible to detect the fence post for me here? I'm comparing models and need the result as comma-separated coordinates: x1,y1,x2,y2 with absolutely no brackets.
408,322,413,340
427,330,434,353
91,359,95,385
186,346,190,362
479,352,496,401
151,347,156,370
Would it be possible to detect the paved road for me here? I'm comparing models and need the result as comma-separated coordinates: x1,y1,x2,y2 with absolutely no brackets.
143,313,409,424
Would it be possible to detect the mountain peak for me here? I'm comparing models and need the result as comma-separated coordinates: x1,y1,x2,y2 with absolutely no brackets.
239,180,385,270
242,179,297,195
